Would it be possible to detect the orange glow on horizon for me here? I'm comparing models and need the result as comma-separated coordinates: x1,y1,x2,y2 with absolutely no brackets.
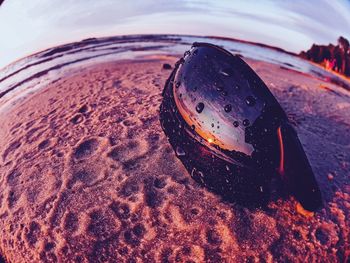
324,58,337,71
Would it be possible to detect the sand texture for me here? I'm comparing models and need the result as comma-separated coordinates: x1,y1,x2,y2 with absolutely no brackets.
0,58,349,262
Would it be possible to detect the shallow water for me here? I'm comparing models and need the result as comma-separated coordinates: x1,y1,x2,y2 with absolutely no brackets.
1,34,349,111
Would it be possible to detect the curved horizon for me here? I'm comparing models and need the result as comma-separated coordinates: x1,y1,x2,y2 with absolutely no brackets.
0,0,350,69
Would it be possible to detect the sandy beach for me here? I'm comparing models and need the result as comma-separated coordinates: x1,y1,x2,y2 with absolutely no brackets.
0,56,349,262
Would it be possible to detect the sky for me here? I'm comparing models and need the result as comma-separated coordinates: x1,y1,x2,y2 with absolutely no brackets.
0,0,350,69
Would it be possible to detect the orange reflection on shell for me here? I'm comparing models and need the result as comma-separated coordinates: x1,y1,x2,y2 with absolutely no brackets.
296,202,314,218
277,126,285,177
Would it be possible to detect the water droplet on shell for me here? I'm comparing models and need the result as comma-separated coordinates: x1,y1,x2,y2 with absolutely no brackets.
224,104,232,113
243,119,250,126
196,102,205,113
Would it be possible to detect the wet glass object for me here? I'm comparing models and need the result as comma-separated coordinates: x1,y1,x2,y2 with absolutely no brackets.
159,42,322,211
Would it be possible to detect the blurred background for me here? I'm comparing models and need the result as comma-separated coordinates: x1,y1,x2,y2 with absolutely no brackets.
0,0,350,69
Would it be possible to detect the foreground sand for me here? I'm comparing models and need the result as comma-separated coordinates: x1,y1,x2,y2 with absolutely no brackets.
0,58,349,262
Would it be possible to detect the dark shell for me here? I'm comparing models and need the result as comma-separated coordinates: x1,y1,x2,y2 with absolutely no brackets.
159,42,322,211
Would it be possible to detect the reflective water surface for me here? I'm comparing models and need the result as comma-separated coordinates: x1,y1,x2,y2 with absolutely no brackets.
1,34,350,112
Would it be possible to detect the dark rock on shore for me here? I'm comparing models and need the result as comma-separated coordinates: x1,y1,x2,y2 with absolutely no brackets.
162,63,172,70
300,36,350,77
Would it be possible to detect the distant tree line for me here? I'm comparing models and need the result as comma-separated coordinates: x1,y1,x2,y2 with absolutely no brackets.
300,36,350,77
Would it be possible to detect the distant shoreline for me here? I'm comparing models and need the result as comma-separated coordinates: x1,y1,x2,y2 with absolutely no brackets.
1,34,350,103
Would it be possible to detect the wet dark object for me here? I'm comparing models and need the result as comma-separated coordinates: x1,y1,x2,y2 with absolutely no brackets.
159,42,322,211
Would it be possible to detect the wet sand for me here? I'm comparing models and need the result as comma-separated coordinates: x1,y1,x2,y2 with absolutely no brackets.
0,57,349,262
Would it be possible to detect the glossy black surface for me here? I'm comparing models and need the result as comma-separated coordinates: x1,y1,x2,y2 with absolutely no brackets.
160,42,322,211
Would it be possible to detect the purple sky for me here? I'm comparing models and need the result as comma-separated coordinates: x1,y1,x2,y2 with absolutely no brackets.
0,0,350,69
